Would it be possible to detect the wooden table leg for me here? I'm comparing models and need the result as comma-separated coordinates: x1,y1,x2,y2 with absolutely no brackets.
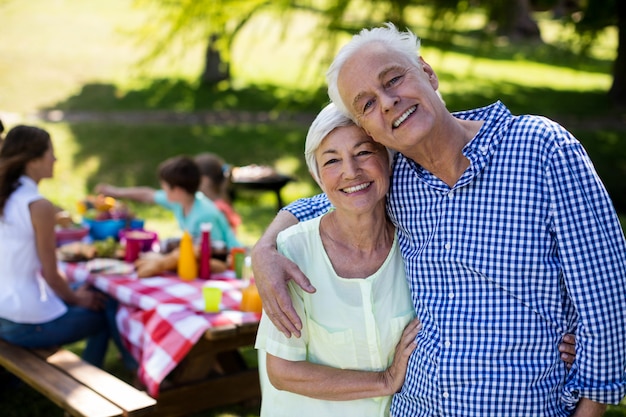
150,324,260,417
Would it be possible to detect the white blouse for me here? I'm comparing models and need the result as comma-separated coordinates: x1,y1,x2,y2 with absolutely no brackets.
0,176,66,323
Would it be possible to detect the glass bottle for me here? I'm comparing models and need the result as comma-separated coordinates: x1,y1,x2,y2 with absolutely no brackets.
198,223,212,279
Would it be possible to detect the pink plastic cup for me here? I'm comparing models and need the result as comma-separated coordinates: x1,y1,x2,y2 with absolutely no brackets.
124,238,142,263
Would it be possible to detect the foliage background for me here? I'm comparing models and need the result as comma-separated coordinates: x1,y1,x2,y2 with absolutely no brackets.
1,0,625,415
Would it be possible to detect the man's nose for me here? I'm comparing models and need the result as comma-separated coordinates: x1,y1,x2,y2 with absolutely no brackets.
381,92,399,112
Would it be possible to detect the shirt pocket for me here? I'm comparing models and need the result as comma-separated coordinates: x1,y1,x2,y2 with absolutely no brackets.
307,318,358,369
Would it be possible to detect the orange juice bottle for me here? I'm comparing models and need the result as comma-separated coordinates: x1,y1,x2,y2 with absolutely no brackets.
240,279,262,313
177,231,197,281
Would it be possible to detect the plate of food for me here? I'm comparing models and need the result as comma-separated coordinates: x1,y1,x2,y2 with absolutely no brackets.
57,241,97,262
85,258,135,275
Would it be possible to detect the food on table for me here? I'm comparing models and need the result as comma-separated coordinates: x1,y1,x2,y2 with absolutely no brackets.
79,194,135,221
134,249,227,278
57,242,97,262
57,238,124,262
93,237,124,258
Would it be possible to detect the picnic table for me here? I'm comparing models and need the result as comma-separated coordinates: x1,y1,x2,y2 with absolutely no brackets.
60,261,262,417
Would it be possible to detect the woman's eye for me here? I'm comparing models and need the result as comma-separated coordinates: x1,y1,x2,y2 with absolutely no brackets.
323,158,339,166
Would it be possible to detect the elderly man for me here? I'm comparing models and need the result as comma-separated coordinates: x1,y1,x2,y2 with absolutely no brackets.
252,24,626,416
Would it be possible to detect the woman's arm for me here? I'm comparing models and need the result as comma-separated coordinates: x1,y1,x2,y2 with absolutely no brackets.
95,184,156,204
31,199,104,310
251,210,315,338
266,318,421,400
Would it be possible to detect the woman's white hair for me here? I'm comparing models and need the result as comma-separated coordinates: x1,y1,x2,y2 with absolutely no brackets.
305,102,395,185
326,22,422,123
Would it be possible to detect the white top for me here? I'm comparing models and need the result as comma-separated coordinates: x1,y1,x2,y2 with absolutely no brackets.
0,176,67,323
255,215,415,417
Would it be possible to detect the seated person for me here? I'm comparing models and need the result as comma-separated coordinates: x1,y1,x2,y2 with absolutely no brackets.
0,125,136,371
96,155,241,249
194,152,241,232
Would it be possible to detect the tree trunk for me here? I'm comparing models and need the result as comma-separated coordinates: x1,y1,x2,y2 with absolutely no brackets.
609,0,626,107
490,0,542,41
201,35,230,86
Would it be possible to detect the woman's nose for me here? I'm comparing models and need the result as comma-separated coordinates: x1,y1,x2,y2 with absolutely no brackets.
342,158,360,178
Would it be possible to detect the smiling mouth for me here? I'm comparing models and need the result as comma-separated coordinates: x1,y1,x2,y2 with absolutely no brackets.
342,182,372,194
393,105,417,128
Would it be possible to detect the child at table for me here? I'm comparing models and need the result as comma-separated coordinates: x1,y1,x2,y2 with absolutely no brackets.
194,152,241,233
96,155,241,249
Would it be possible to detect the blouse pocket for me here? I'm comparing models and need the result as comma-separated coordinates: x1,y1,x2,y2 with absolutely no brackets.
390,311,416,336
306,318,358,369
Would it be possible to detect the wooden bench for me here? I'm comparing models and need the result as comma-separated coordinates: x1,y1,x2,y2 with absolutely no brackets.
0,339,156,417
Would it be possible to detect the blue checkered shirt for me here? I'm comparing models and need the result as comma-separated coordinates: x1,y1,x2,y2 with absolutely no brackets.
284,101,626,416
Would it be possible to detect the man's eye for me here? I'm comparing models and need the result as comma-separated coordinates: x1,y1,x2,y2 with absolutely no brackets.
387,76,401,87
357,150,373,156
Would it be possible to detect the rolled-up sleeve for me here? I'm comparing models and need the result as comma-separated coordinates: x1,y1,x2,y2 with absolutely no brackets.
281,193,332,222
549,138,626,405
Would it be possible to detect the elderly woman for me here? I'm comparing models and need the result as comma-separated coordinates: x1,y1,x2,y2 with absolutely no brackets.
0,125,135,370
255,103,421,417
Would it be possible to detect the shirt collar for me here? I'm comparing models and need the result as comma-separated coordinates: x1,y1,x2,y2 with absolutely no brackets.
393,101,513,190
18,175,38,191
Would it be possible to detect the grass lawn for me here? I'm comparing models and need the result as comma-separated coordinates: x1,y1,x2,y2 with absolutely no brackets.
1,0,625,415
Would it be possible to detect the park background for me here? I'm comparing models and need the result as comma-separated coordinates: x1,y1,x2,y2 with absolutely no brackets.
1,0,625,416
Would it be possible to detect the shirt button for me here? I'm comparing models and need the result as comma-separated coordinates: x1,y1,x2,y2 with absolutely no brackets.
444,243,451,250
480,146,488,154
448,292,454,299
444,340,451,348
443,392,449,399
447,191,454,199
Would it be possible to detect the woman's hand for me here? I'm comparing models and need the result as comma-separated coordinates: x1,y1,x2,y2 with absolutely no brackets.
559,333,576,369
381,317,421,394
73,284,106,311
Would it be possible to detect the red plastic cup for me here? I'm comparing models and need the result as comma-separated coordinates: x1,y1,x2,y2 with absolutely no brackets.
125,238,141,263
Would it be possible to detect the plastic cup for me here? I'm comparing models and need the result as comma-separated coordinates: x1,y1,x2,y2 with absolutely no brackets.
124,238,141,263
231,248,246,278
203,286,222,313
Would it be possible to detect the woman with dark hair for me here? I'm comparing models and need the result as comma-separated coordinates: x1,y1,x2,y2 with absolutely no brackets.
0,125,135,370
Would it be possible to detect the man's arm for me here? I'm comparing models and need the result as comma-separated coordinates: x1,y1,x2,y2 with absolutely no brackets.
251,210,315,338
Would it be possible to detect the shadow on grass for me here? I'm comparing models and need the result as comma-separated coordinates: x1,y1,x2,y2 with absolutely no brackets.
46,80,329,114
46,63,624,215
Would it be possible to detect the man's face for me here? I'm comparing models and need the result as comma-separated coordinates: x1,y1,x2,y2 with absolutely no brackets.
337,42,442,154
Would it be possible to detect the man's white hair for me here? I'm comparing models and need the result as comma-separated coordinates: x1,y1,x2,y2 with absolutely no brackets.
326,22,422,123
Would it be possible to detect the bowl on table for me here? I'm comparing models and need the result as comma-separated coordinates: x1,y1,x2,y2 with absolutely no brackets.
119,229,158,252
83,218,145,241
55,226,90,247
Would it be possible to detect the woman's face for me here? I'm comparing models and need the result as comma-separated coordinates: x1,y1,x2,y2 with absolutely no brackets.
315,124,390,215
27,141,56,181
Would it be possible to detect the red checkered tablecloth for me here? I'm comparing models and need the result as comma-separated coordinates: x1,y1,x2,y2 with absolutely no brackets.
59,261,261,397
